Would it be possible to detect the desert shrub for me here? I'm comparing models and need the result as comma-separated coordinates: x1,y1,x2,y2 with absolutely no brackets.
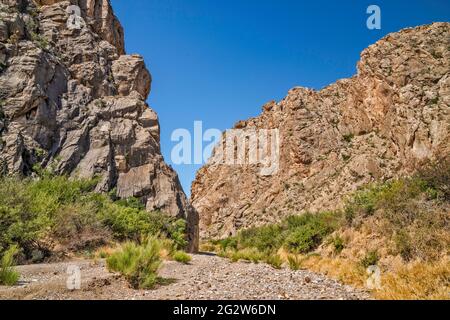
237,224,284,253
106,237,162,289
100,204,163,241
0,175,100,257
96,250,110,259
285,226,320,254
287,255,302,270
346,178,430,226
393,230,414,261
0,245,20,286
0,176,60,257
265,254,283,269
345,184,383,220
283,212,340,254
199,242,217,252
417,159,450,201
375,259,450,300
229,248,265,263
0,175,188,259
345,174,449,262
284,211,342,232
213,237,238,251
30,31,49,50
102,204,187,249
343,133,354,143
360,250,379,268
165,219,188,250
114,197,146,210
330,236,345,254
172,251,192,264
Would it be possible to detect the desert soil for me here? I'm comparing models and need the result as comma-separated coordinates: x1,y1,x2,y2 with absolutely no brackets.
0,253,370,300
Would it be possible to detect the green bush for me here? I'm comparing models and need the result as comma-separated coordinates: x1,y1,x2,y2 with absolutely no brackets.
285,226,319,254
0,245,20,286
172,251,192,264
0,175,188,259
360,250,379,268
212,161,448,266
237,224,283,253
114,197,146,210
331,236,345,254
106,237,162,289
265,254,283,269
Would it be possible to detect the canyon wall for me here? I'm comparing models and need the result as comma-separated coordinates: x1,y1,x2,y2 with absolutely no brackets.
192,23,449,240
0,0,198,251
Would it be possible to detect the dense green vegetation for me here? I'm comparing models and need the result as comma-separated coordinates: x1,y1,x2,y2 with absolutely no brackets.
106,237,163,289
0,173,188,262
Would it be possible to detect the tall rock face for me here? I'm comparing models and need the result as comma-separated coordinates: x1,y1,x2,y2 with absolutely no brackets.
0,0,198,251
192,23,449,240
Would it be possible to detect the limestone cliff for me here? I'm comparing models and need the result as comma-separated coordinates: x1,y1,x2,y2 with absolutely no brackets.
191,23,449,240
0,0,198,251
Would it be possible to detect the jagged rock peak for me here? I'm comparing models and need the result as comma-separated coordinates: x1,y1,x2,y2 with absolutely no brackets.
0,0,199,251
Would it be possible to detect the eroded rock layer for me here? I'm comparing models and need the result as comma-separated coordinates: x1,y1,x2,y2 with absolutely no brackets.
0,0,198,251
192,23,450,240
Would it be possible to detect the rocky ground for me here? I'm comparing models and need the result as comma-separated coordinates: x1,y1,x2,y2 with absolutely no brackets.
0,253,370,300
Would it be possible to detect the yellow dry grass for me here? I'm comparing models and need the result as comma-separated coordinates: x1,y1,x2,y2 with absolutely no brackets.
374,258,450,300
294,253,450,300
298,255,367,287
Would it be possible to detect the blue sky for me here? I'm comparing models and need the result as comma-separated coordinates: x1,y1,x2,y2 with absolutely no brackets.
110,0,449,196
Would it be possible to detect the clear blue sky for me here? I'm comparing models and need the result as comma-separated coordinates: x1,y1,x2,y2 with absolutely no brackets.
110,0,449,196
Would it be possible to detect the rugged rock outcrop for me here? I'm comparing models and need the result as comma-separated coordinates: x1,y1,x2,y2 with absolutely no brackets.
192,23,450,240
0,0,198,251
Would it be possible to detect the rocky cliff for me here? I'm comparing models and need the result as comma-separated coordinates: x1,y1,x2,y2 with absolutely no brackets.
0,0,198,251
192,23,449,240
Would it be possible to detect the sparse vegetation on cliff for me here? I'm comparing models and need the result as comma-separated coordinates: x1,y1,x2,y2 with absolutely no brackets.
212,211,342,257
